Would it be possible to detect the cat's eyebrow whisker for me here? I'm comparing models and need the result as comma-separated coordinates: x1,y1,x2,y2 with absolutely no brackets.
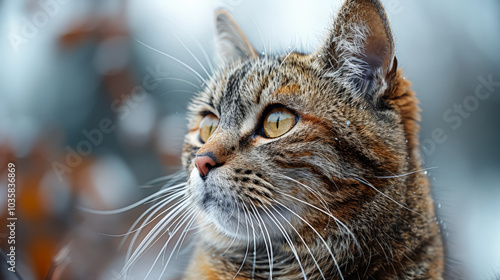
262,204,309,280
244,7,267,59
172,32,212,78
161,89,197,97
275,190,360,251
272,200,339,280
375,166,438,179
160,16,215,73
144,77,202,90
135,39,210,87
353,177,423,217
279,46,296,68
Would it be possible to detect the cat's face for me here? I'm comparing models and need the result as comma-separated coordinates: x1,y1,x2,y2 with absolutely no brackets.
182,4,415,243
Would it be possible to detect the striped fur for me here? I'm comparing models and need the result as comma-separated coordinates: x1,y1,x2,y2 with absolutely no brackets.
181,0,444,279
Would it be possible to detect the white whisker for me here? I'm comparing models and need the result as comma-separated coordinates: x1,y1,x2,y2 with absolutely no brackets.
233,207,250,279
78,183,186,215
276,190,360,251
354,177,423,217
269,203,326,280
260,204,308,280
135,39,209,86
375,167,438,179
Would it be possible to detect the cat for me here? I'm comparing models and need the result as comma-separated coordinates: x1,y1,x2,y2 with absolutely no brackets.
172,0,444,279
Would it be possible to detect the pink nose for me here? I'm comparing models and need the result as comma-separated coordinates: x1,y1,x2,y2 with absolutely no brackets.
194,155,217,179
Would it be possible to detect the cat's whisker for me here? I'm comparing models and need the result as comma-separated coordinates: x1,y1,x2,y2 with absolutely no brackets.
143,206,196,278
278,173,336,230
150,208,199,280
125,193,188,259
272,201,338,280
242,203,257,280
120,198,192,277
275,190,360,251
145,207,196,279
122,196,187,257
375,166,438,179
174,208,199,263
221,209,240,256
246,202,271,278
249,202,274,279
78,182,186,215
233,205,251,279
353,177,423,217
143,188,183,206
261,204,308,280
99,190,184,240
170,205,197,248
278,174,332,218
375,238,398,276
145,170,186,186
141,207,197,280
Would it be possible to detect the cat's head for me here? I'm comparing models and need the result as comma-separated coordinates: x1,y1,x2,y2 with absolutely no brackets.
182,0,422,245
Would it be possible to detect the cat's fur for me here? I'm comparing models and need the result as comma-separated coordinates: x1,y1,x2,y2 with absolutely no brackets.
181,0,444,279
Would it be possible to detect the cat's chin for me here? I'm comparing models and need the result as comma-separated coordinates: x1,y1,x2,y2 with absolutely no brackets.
200,207,294,244
199,198,297,243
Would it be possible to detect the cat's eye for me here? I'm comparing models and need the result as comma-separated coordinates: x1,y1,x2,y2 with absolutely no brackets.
199,114,219,143
263,107,296,138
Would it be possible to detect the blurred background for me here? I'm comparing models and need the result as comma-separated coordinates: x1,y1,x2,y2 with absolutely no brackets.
0,0,499,279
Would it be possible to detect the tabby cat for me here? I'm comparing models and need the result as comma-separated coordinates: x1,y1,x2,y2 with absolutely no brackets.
178,0,444,279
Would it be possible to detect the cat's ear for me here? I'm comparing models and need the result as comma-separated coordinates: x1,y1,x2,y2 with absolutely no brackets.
319,0,396,100
214,9,258,64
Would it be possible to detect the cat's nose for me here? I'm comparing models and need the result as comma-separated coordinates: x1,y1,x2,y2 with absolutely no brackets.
194,155,217,180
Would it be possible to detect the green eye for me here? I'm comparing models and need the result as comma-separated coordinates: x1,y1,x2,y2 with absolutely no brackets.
263,107,296,138
199,114,219,143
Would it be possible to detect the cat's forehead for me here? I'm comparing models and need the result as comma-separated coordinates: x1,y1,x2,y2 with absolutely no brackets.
191,54,321,126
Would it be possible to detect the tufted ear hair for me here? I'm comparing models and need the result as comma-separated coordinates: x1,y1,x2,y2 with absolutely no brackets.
319,0,396,101
214,9,258,64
